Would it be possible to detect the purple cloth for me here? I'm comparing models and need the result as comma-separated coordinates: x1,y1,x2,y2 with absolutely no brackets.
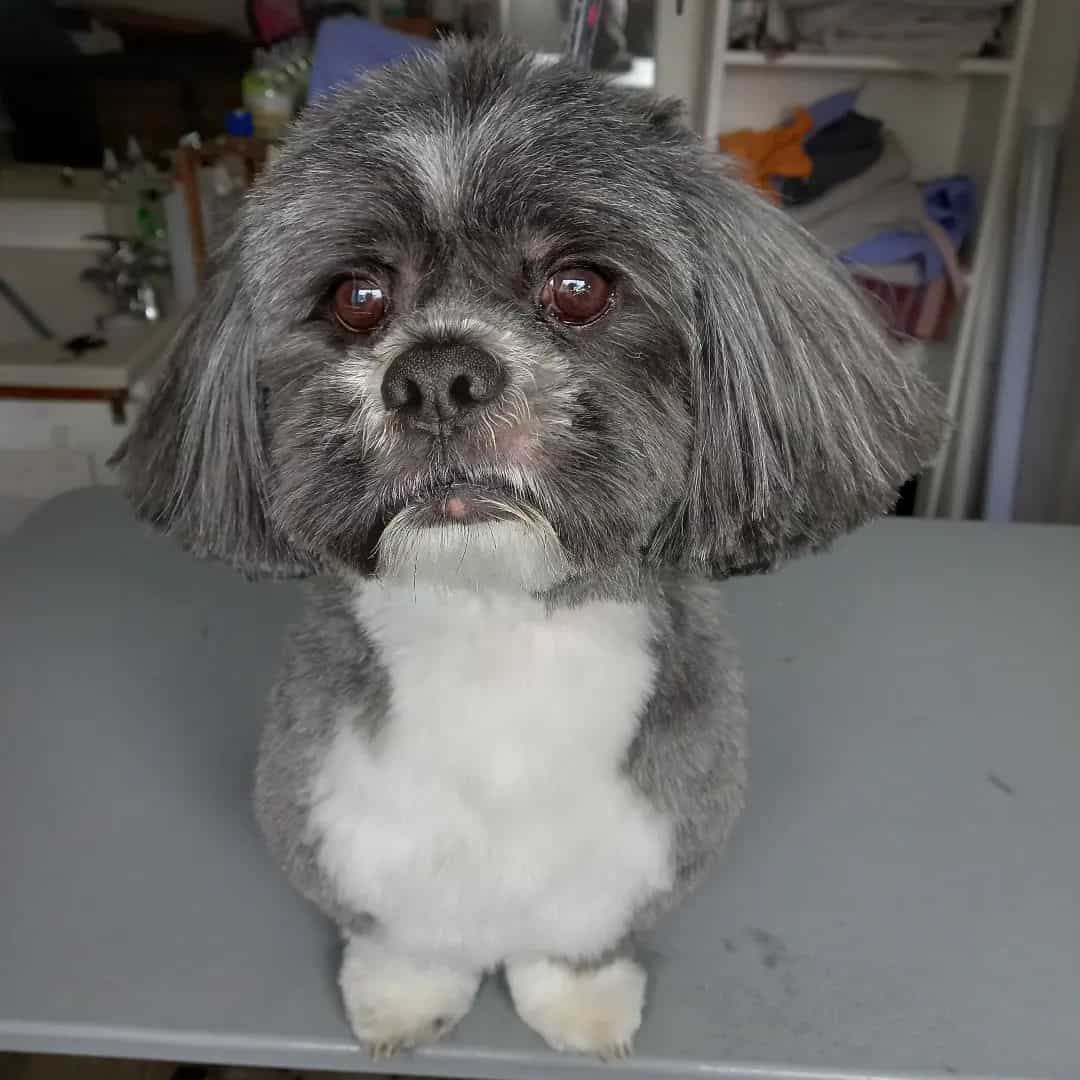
839,174,974,282
840,229,946,280
307,16,431,103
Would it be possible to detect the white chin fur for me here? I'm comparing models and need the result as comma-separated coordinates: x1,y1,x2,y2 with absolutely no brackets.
375,511,568,594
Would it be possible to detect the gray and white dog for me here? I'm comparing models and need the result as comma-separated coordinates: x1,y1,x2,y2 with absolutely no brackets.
118,40,940,1060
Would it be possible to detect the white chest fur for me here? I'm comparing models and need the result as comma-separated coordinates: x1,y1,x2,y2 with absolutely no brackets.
309,581,673,969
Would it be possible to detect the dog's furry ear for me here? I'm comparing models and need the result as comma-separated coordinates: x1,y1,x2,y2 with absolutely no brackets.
112,248,313,578
651,161,944,577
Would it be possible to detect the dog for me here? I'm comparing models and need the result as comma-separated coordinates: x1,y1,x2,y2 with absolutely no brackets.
117,40,941,1059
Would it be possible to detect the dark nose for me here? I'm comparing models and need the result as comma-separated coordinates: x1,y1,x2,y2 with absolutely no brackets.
381,344,505,426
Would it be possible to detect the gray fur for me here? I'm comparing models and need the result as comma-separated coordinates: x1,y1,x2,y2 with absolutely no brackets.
628,576,748,919
115,40,940,986
253,579,388,935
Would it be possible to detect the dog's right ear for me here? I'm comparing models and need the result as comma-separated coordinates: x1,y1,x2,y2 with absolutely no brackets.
112,246,314,577
647,155,944,577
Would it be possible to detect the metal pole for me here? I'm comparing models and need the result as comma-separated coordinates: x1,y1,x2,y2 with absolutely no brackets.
983,120,1062,520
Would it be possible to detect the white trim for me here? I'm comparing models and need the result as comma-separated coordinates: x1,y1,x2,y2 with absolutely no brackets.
723,51,1013,77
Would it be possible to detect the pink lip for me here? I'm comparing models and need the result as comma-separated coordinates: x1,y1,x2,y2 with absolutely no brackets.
401,484,516,527
443,495,472,520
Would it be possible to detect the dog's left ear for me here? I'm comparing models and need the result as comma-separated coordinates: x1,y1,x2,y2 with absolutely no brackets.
650,157,944,577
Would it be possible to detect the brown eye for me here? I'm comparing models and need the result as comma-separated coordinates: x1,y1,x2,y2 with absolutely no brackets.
540,268,612,325
331,278,387,333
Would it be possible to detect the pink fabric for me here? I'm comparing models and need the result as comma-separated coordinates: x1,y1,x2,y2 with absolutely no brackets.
855,274,955,342
251,0,303,43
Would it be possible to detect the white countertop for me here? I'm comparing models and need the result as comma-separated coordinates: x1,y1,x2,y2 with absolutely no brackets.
0,316,179,392
0,191,181,393
0,166,107,251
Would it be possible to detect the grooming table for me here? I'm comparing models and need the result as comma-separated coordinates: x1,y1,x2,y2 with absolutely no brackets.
2,488,1078,1080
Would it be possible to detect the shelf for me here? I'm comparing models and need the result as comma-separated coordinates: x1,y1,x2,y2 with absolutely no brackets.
724,51,1013,77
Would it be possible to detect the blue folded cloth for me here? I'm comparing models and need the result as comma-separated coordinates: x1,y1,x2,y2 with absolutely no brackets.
838,174,974,282
841,227,944,280
307,16,432,104
922,174,974,250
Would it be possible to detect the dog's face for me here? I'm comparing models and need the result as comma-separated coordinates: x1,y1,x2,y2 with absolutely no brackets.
119,42,940,583
254,52,698,579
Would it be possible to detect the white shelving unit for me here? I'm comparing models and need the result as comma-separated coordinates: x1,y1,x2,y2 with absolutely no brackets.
703,4,1035,521
652,0,1080,519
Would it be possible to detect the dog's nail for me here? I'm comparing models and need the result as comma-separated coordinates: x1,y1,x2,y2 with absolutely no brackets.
600,1040,633,1062
369,1040,400,1061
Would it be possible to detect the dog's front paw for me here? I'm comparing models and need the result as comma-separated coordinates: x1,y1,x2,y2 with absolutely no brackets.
339,936,480,1058
506,955,646,1059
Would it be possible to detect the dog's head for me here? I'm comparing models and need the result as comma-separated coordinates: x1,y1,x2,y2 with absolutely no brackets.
117,40,941,586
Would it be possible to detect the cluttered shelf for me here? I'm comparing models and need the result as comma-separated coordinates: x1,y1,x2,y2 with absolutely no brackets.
723,50,1013,76
723,0,1019,77
716,86,974,354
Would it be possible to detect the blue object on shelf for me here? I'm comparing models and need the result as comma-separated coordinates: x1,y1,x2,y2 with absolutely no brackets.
922,175,975,251
307,16,432,104
838,175,975,282
226,109,255,137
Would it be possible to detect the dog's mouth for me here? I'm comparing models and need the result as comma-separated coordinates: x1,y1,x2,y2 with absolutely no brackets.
378,472,537,528
358,471,549,574
351,464,570,586
396,482,521,526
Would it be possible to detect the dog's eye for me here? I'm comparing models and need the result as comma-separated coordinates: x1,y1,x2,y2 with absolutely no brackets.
540,268,612,326
331,279,387,333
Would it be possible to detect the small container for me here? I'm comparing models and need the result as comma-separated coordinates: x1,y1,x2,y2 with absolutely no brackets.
222,109,256,185
243,53,296,142
226,108,255,139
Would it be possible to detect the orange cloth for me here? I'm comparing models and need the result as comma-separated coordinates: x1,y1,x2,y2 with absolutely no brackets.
718,107,814,200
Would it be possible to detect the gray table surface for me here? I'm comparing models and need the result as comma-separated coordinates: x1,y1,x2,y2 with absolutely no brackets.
2,489,1078,1080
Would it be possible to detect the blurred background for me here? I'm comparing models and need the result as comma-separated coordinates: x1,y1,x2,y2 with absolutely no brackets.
0,0,1078,535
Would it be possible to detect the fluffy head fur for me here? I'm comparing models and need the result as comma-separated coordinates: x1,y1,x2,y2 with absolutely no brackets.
116,39,941,583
